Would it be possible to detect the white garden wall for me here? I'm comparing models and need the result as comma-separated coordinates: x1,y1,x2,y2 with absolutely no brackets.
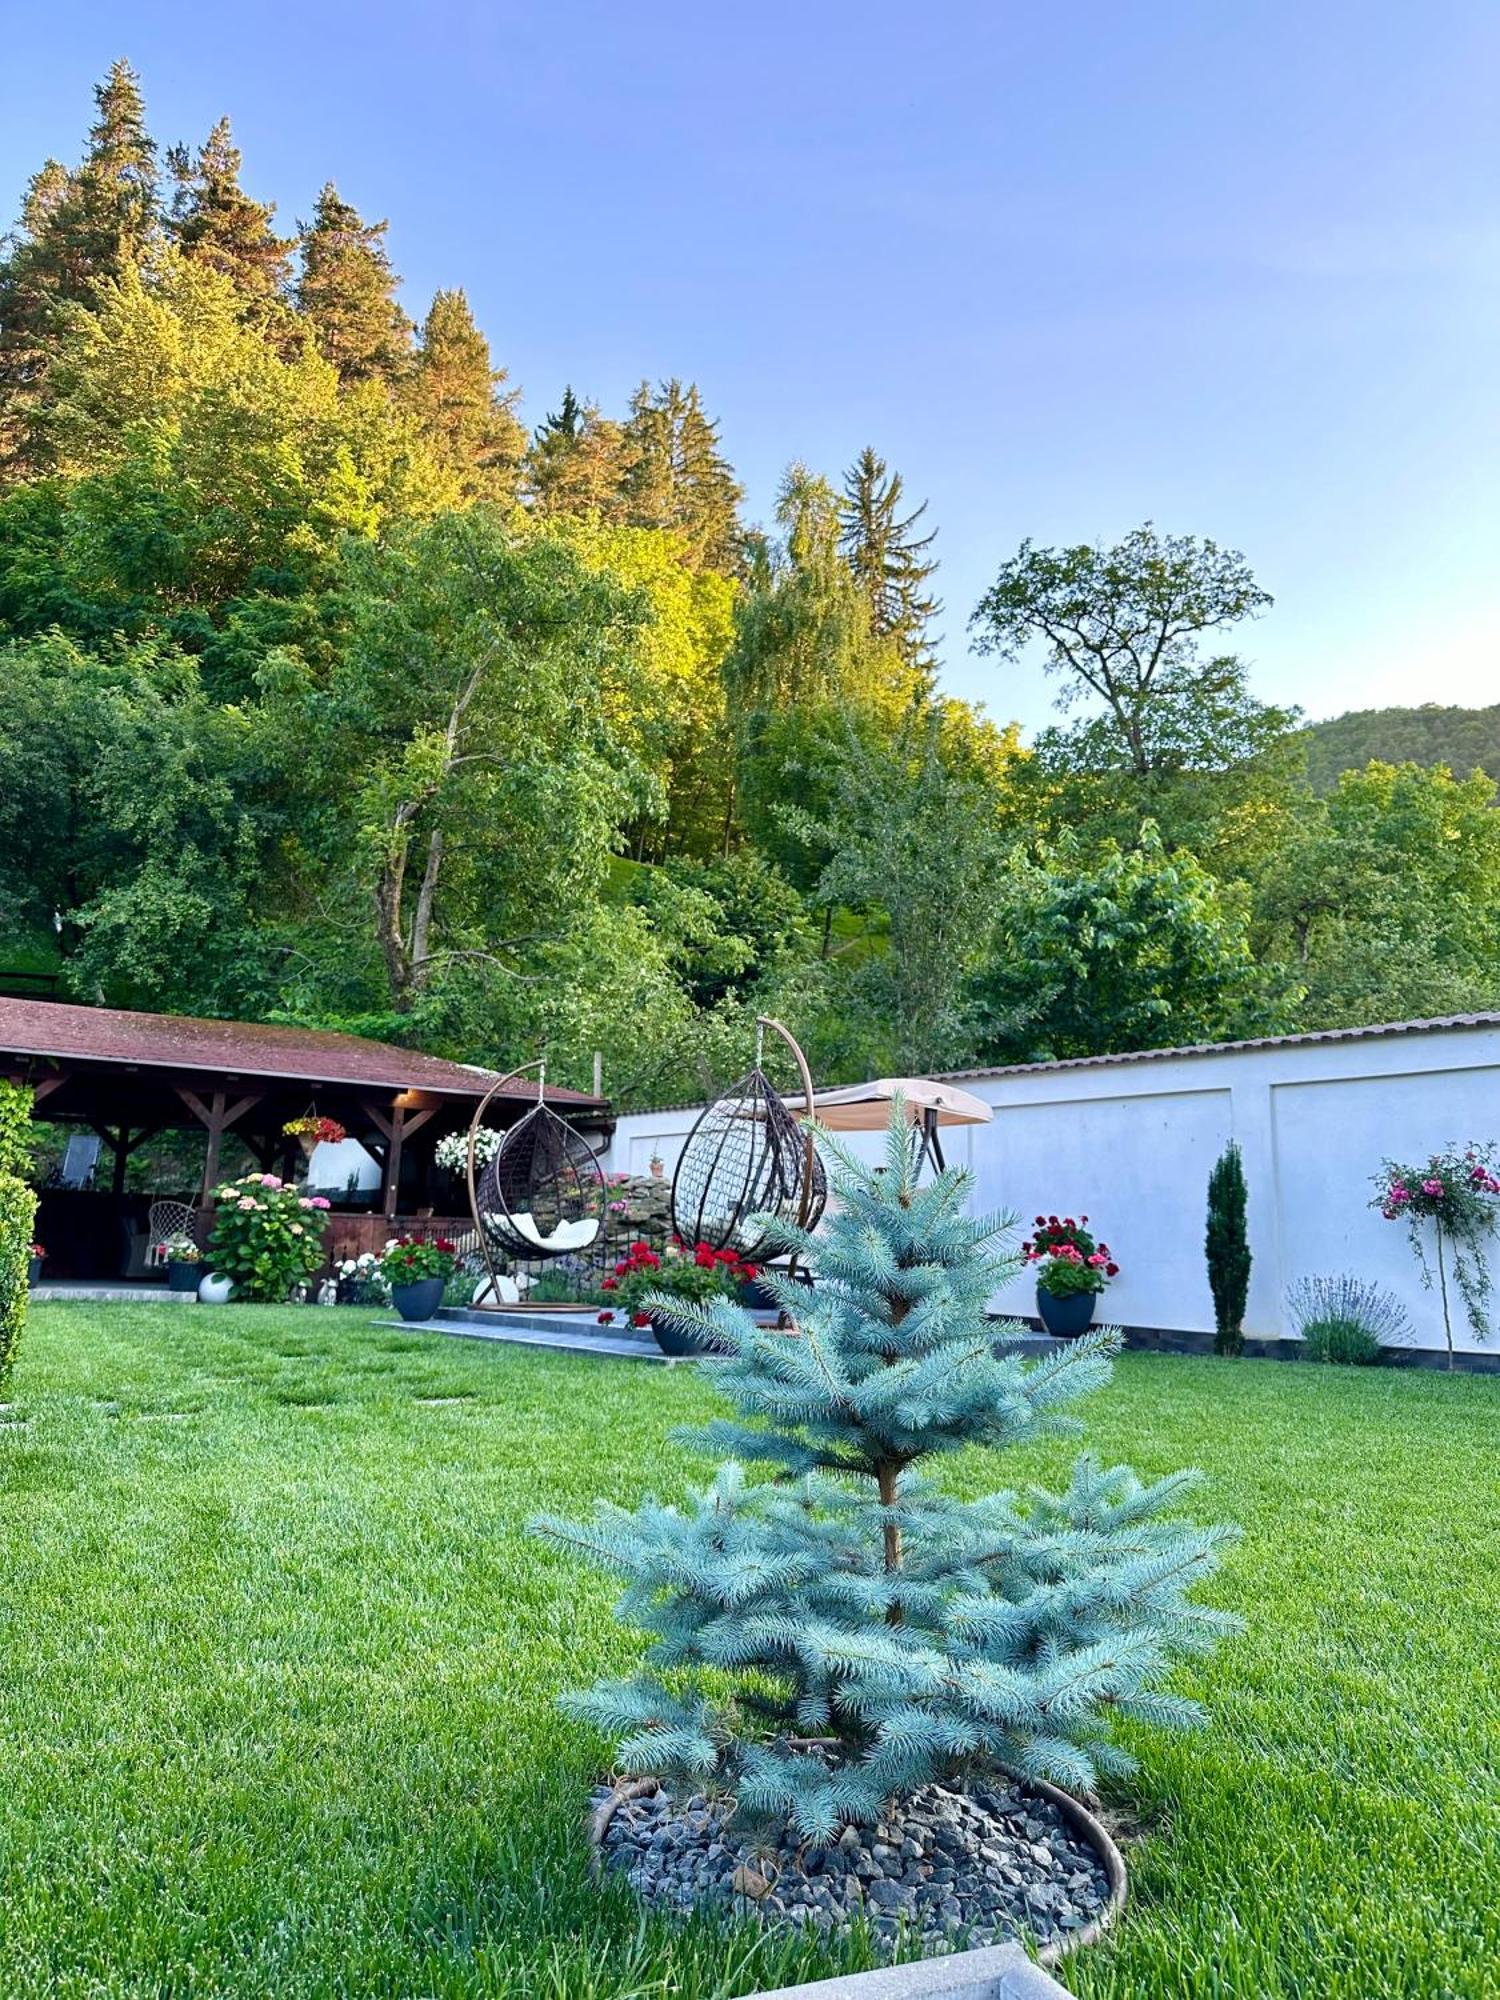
602,1018,1500,1357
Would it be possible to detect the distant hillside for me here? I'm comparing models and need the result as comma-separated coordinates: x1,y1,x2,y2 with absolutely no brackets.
1301,704,1500,793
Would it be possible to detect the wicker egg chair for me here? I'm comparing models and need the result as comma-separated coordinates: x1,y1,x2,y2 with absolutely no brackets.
465,1064,606,1297
670,1017,826,1259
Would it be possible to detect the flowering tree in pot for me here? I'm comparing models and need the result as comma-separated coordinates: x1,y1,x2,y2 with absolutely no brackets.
1023,1215,1119,1337
1372,1143,1500,1367
536,1105,1235,1865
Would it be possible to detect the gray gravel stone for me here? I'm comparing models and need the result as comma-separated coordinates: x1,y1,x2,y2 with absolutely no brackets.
594,1777,1109,1959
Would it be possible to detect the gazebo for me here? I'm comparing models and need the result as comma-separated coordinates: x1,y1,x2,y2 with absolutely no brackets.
0,999,610,1282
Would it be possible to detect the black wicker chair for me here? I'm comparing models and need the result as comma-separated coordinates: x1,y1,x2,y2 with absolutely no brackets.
670,1018,826,1258
466,1066,606,1281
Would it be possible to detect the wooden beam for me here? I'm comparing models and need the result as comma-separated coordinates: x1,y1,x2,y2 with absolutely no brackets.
30,1073,67,1106
175,1088,263,1202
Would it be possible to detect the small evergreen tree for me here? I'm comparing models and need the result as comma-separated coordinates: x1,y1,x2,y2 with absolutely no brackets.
0,61,160,475
537,1107,1237,1838
620,377,744,571
1205,1141,1251,1357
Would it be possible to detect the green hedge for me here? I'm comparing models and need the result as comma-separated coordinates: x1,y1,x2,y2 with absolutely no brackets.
0,1170,38,1387
0,1079,33,1180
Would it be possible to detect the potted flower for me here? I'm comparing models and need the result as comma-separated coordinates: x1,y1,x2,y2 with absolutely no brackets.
601,1239,758,1357
282,1114,347,1161
162,1232,202,1293
1023,1214,1119,1338
379,1235,457,1322
27,1242,44,1287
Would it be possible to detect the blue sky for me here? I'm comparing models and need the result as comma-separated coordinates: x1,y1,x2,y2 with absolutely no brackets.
5,1,1498,735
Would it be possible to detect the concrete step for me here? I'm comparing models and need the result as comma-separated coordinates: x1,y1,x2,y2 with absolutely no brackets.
379,1310,671,1362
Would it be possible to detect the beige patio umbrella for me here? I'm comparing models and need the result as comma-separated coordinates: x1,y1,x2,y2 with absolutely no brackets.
795,1076,992,1174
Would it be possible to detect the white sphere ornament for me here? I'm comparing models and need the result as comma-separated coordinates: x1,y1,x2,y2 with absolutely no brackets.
198,1272,235,1305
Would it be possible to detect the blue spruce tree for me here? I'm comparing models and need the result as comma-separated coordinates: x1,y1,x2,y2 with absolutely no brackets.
536,1107,1238,1841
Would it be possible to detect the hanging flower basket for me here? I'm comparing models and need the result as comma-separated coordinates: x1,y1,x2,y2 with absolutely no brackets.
282,1114,347,1159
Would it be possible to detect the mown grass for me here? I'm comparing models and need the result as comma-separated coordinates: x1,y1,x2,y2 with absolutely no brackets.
0,1306,1495,1998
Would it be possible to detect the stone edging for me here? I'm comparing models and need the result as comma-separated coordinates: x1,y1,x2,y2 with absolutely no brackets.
588,1773,1125,1974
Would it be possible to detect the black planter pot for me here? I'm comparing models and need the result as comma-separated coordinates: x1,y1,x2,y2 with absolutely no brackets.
391,1276,445,1322
649,1311,732,1359
739,1269,813,1313
1036,1285,1097,1338
167,1261,201,1293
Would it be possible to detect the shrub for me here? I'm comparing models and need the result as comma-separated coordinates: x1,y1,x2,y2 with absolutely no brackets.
1287,1274,1412,1366
208,1174,331,1301
1206,1141,1251,1357
0,1080,34,1180
0,1170,39,1386
537,1109,1237,1837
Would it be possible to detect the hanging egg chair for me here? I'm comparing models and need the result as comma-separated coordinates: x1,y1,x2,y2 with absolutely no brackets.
466,1063,606,1282
671,1017,827,1258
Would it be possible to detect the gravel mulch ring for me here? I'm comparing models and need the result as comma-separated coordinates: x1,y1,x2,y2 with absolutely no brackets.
592,1776,1113,1958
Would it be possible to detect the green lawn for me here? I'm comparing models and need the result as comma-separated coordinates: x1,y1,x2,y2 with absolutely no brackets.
1,1305,1495,1999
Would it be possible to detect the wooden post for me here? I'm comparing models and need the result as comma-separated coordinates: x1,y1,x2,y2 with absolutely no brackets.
364,1096,441,1221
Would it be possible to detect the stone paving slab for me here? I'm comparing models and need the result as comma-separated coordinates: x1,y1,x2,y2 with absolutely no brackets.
737,1941,1072,2000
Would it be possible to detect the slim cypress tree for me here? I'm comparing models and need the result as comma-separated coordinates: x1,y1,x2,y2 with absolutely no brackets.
537,1107,1237,1838
1206,1140,1251,1357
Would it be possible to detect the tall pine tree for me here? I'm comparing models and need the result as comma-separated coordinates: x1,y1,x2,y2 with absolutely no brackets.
295,182,412,385
840,445,941,679
166,117,293,311
621,377,743,571
538,1107,1237,1837
405,288,525,502
526,385,630,516
0,61,159,476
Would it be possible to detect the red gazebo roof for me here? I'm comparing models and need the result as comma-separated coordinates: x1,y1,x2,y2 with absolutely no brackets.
0,998,605,1107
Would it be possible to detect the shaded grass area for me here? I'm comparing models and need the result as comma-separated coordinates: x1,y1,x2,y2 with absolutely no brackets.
1,1306,1495,1997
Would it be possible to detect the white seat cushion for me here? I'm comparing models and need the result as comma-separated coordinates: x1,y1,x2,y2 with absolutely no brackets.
508,1211,600,1252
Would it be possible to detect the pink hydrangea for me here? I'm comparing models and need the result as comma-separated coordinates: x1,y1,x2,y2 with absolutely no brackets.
310,1196,331,1211
298,1198,313,1209
260,1174,282,1190
237,1197,258,1211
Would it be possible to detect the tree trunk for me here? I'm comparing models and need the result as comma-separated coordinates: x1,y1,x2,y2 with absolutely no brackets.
877,1460,903,1625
